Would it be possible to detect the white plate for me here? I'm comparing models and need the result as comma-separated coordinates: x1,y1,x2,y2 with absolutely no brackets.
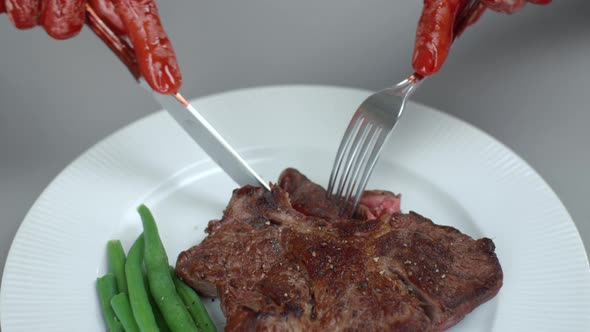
1,86,589,331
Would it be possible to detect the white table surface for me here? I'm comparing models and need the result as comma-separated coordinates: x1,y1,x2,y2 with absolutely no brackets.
1,0,588,283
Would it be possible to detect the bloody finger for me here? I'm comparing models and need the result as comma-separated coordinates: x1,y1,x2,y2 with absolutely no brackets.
412,0,466,76
113,0,182,94
5,0,40,29
88,0,126,36
40,0,85,39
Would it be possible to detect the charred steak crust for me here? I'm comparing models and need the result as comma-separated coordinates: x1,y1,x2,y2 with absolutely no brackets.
176,169,503,331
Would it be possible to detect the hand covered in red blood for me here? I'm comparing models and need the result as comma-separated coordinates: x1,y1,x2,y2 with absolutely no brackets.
412,0,551,76
1,0,182,94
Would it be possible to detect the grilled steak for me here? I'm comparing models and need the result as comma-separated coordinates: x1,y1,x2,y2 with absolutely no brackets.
176,168,503,331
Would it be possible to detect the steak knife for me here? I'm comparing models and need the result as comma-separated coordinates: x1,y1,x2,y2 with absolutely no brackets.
148,84,271,191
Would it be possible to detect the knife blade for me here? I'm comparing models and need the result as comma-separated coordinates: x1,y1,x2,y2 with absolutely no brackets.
149,87,270,191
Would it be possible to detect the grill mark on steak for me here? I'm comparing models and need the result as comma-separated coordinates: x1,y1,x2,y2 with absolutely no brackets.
176,168,502,331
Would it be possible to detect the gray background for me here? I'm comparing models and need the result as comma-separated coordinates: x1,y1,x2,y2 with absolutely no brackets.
0,0,588,281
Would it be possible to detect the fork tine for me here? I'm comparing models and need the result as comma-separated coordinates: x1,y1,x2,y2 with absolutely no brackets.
349,130,390,213
334,119,372,198
327,112,365,194
339,125,381,213
331,116,370,197
339,127,383,217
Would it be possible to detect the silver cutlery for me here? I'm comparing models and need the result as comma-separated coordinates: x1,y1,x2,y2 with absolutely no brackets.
327,74,423,217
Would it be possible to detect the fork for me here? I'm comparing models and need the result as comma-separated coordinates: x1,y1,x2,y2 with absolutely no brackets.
326,74,423,217
327,0,482,217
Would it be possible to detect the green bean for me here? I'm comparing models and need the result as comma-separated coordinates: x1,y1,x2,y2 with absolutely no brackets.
171,267,218,332
97,273,124,332
138,204,199,332
125,233,159,332
144,273,172,332
107,240,128,294
111,293,140,332
152,302,172,332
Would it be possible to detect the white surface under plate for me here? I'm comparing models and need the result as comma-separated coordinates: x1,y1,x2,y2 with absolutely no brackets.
1,86,589,331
